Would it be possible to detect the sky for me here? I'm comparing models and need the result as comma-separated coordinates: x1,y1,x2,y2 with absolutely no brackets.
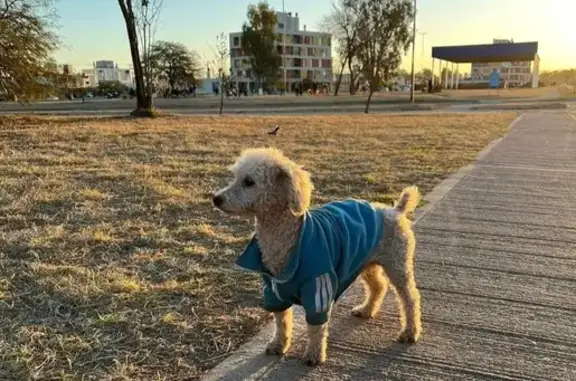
53,0,576,74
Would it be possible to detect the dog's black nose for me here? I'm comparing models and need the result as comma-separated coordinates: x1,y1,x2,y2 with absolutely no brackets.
213,195,224,207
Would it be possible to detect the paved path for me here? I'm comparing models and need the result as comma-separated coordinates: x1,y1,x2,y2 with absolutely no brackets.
203,112,576,381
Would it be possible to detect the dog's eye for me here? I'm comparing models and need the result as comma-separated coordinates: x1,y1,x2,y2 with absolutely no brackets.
242,177,255,187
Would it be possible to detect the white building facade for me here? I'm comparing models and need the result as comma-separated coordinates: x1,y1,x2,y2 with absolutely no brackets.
81,60,134,88
229,11,332,92
470,39,539,87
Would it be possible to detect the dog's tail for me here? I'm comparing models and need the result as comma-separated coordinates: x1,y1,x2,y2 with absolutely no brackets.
394,186,421,215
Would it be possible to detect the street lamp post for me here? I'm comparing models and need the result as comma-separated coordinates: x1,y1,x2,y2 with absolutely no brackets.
409,0,417,103
419,31,427,71
282,0,287,94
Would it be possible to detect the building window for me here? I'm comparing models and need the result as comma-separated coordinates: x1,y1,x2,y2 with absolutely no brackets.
311,59,319,68
230,48,244,57
233,37,239,46
321,59,331,68
278,22,284,29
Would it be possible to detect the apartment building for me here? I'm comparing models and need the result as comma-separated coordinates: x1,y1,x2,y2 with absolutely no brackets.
81,60,134,88
229,11,332,92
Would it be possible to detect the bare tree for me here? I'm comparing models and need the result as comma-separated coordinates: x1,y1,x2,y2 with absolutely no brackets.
117,0,163,117
320,0,362,95
354,0,413,113
212,33,230,116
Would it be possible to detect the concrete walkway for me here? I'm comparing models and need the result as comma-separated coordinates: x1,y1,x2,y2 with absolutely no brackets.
203,112,576,381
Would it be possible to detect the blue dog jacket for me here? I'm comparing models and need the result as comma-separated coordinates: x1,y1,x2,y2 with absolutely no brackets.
236,199,384,326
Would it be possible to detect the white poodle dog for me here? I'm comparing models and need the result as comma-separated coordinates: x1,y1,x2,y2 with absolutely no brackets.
213,148,422,366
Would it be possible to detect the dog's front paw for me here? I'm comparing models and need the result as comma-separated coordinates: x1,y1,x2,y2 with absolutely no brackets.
351,305,376,318
303,344,326,366
398,329,420,344
265,340,290,356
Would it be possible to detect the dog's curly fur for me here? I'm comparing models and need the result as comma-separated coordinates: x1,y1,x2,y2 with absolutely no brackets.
213,148,422,365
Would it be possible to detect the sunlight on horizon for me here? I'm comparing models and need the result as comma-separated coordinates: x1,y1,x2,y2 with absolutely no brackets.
53,0,575,72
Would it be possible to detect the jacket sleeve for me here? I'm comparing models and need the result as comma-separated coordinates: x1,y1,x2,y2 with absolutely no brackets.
262,279,292,312
299,273,337,326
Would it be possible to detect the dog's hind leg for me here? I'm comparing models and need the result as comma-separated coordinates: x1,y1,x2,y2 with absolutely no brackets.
352,262,388,318
384,259,422,343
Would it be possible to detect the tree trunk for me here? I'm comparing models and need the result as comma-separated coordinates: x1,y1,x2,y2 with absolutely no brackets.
127,24,147,109
219,76,225,115
364,89,374,114
118,0,153,116
347,59,355,95
333,57,348,96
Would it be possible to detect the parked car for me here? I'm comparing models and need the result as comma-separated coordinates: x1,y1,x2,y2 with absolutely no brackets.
46,95,59,101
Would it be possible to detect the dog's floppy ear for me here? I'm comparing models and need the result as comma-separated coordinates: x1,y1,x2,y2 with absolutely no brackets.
277,164,313,215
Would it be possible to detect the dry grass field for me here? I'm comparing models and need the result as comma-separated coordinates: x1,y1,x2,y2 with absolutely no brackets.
0,113,516,380
559,85,576,97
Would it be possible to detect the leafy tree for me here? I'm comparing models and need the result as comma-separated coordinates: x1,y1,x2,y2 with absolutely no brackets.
240,1,281,91
0,0,59,101
98,80,129,95
147,41,200,94
416,68,439,85
354,0,413,113
540,68,576,94
117,0,163,117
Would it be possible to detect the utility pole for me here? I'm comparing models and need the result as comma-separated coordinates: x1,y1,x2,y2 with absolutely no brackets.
409,0,417,103
282,0,287,94
419,31,427,71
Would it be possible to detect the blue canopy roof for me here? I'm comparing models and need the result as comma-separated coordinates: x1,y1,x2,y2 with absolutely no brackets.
432,42,538,63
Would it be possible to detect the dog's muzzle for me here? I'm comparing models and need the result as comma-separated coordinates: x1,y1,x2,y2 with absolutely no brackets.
213,195,224,208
